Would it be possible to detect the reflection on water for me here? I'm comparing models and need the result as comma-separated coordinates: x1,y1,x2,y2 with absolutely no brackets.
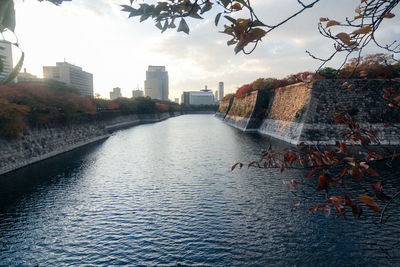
0,115,399,265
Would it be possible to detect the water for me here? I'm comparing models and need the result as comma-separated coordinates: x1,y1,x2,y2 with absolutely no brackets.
0,115,399,266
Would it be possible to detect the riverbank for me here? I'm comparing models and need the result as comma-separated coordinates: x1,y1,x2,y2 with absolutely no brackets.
0,112,181,176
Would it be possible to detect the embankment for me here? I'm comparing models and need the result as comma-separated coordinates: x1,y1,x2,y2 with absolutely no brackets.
0,112,181,175
218,79,400,145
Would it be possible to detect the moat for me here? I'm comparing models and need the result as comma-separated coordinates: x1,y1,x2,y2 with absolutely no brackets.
0,115,399,265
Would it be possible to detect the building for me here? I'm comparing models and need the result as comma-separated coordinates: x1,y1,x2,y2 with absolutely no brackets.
181,87,215,105
214,90,218,102
43,61,93,97
110,87,122,100
132,89,144,98
218,82,224,101
174,98,179,104
0,40,14,83
144,66,168,101
17,68,40,82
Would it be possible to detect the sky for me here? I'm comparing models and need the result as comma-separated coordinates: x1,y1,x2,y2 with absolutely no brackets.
10,0,400,100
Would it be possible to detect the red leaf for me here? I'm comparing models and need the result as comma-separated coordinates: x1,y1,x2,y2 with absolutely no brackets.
248,161,257,168
232,162,240,171
358,195,381,212
305,168,317,178
340,167,348,177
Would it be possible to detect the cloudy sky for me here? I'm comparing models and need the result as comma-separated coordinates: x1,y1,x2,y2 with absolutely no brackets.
11,0,400,100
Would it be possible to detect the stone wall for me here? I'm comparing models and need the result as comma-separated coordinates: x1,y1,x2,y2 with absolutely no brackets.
219,79,400,145
222,90,269,131
216,95,234,119
0,112,180,175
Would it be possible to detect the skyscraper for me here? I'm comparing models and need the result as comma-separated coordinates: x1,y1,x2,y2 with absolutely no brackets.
132,89,144,98
110,87,122,100
43,61,94,97
218,82,224,101
144,66,169,101
0,40,14,83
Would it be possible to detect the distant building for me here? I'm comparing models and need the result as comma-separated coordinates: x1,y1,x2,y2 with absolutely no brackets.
132,89,144,98
17,68,40,82
181,89,215,105
110,87,122,100
214,90,218,102
144,66,169,101
43,61,93,97
174,98,179,104
218,82,224,101
0,40,14,82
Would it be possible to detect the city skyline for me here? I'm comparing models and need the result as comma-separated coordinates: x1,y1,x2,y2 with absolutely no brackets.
11,0,400,99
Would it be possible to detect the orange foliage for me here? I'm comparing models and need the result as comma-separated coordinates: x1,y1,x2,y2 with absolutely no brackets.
155,102,169,112
339,54,396,79
0,82,97,138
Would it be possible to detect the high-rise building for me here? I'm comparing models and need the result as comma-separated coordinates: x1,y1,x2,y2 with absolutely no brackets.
132,89,144,98
218,82,224,101
43,61,93,97
214,90,218,102
174,98,179,104
110,87,122,100
144,66,169,101
0,40,14,82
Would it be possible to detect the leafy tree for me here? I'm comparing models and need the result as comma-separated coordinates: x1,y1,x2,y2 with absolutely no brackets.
318,67,338,79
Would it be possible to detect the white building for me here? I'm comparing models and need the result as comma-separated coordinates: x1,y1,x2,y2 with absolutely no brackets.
144,66,169,101
17,68,40,82
43,61,93,97
0,40,14,83
132,89,144,98
181,91,215,105
218,82,224,101
110,87,122,100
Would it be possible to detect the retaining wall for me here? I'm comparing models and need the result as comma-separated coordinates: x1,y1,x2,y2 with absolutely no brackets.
218,79,400,145
0,112,181,175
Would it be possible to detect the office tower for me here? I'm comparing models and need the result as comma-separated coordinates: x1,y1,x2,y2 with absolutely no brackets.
144,66,169,101
218,82,224,101
0,40,14,82
43,61,93,97
110,87,122,100
132,89,144,98
181,91,215,105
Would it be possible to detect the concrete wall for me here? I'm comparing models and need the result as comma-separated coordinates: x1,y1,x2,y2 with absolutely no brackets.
218,79,400,145
0,112,181,175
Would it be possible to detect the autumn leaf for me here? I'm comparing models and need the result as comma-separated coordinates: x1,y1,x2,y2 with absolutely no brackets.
352,26,372,35
384,13,395,18
319,17,328,22
248,161,257,168
326,20,340,28
231,3,242,10
305,168,317,178
248,28,267,41
358,195,381,212
336,32,351,46
232,162,240,171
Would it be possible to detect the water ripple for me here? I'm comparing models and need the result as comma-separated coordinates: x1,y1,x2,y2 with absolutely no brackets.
0,115,399,266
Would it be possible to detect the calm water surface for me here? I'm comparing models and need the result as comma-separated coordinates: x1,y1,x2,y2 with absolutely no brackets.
0,115,399,266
